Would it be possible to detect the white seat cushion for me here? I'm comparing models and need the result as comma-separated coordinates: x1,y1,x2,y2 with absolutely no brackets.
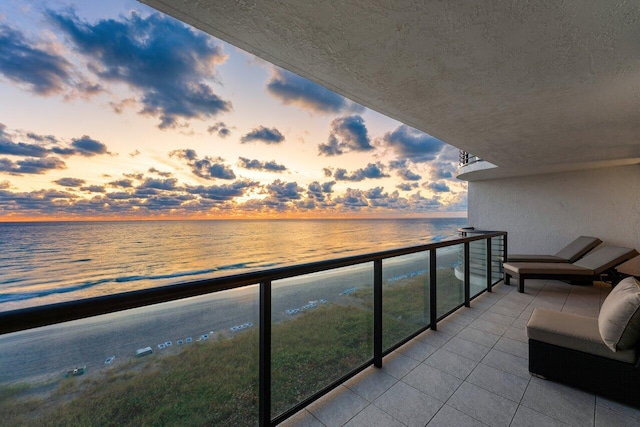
598,277,640,352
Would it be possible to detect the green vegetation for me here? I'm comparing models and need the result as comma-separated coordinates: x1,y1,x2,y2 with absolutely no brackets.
272,306,372,416
2,333,260,427
0,267,465,426
352,267,464,350
1,305,375,426
0,383,30,402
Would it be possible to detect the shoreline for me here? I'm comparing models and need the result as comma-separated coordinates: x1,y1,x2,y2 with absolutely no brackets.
0,251,459,385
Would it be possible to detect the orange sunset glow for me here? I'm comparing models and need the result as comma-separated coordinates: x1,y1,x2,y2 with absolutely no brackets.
0,0,466,221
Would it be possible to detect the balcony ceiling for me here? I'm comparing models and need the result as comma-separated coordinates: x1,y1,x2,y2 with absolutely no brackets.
140,0,640,177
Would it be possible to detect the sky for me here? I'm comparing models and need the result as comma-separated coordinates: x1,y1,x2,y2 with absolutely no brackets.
0,0,466,221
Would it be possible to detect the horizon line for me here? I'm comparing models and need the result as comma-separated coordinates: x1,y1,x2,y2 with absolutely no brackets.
0,212,467,223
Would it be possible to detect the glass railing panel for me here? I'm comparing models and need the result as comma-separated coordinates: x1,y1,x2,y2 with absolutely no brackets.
491,236,504,284
437,244,464,317
469,239,488,297
381,252,430,351
271,263,374,419
0,287,260,426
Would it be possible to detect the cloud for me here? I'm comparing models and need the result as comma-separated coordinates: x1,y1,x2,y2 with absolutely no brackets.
334,188,368,208
170,149,236,180
266,180,304,201
0,125,47,157
148,167,172,177
396,182,419,191
366,190,406,208
333,163,390,182
364,187,386,199
172,149,197,161
0,24,72,95
48,9,232,129
388,159,422,181
238,180,309,212
207,122,231,138
67,136,110,156
0,156,66,175
396,168,422,181
430,161,456,180
318,115,373,156
266,68,362,114
186,180,256,201
123,172,144,180
0,129,109,159
437,145,460,162
0,177,463,218
237,157,287,172
380,125,445,162
322,181,336,193
140,177,179,191
304,180,337,204
194,160,236,180
427,182,451,193
109,178,134,188
409,192,443,210
240,126,285,145
129,149,141,158
0,139,50,157
307,182,325,201
54,177,85,187
110,97,137,114
26,132,58,144
80,185,105,193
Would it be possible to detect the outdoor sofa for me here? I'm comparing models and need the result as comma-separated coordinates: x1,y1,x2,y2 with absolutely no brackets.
504,246,639,293
527,276,640,407
507,236,601,263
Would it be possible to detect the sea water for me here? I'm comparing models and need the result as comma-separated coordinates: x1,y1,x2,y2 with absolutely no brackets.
0,218,466,311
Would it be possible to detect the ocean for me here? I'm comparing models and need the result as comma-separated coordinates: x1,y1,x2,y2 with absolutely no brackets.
0,218,466,311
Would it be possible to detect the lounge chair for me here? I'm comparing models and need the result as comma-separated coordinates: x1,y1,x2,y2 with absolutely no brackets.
527,277,640,407
507,236,602,263
504,246,639,293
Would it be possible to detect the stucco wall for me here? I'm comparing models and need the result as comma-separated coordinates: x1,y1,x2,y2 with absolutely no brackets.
468,164,640,275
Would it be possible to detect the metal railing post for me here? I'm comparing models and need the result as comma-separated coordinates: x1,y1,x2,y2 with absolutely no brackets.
464,242,470,307
429,249,437,330
503,233,508,276
259,280,272,427
373,260,383,368
486,238,492,292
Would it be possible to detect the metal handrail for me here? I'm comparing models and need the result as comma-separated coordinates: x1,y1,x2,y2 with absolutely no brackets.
0,230,508,426
0,231,506,335
458,150,482,167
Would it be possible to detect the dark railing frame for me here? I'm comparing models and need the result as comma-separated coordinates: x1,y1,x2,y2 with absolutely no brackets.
0,230,507,426
458,150,483,167
487,238,493,292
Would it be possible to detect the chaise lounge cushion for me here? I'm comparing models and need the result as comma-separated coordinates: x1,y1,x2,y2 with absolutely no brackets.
507,236,602,263
527,308,637,363
574,246,640,275
504,262,594,276
554,236,602,262
506,254,567,263
598,277,640,352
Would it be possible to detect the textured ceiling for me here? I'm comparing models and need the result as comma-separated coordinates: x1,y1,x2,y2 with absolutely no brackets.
140,0,640,176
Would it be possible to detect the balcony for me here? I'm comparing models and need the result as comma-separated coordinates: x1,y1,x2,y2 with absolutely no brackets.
0,231,506,426
283,278,638,426
457,150,499,181
2,230,638,426
455,227,505,292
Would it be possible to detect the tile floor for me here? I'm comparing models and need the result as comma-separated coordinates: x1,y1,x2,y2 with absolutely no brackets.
280,279,640,426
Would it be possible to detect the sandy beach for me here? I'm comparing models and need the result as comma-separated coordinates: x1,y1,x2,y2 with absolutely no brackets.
0,249,459,385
